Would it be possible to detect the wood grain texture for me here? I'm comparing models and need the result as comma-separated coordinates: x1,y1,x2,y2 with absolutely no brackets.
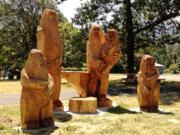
62,71,88,97
69,97,97,113
87,27,121,107
20,49,54,129
137,55,160,112
37,9,63,111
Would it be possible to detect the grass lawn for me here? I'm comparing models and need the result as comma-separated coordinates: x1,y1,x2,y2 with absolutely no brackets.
0,93,180,135
0,77,73,94
0,74,125,94
0,74,180,135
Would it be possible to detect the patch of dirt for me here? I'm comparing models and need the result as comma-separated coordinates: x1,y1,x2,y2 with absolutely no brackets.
0,116,20,127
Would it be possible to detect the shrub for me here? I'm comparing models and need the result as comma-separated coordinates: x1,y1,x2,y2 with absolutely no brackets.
168,64,179,74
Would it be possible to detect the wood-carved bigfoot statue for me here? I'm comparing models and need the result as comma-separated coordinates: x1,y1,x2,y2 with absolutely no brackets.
87,25,105,98
98,29,122,107
87,26,121,107
137,55,160,112
37,9,63,111
20,49,54,129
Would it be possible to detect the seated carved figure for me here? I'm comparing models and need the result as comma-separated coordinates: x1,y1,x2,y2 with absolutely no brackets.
137,55,160,112
20,49,54,129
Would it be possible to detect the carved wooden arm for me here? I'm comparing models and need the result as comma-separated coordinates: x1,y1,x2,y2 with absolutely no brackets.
137,74,150,97
20,69,48,89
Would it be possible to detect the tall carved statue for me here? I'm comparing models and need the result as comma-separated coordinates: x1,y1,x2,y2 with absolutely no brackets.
87,26,121,107
98,29,121,107
137,55,160,112
87,25,105,98
99,29,121,97
20,49,54,129
37,9,63,111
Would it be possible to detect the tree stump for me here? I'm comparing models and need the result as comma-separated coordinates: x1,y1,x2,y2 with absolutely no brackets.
69,97,97,113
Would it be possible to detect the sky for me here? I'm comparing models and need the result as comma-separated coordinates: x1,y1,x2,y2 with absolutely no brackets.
59,0,87,22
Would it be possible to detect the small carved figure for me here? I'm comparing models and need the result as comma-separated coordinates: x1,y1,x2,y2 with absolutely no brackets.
137,55,160,112
37,9,63,110
20,49,54,129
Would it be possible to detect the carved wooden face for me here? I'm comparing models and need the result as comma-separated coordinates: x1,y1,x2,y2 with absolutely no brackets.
40,9,58,30
89,25,105,42
106,29,117,41
139,55,156,76
24,49,48,80
92,26,100,38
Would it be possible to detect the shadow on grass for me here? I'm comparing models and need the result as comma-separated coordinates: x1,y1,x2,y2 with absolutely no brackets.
107,105,137,114
22,126,59,135
108,79,180,95
160,93,180,105
160,81,180,93
54,112,72,122
158,110,174,115
108,79,137,96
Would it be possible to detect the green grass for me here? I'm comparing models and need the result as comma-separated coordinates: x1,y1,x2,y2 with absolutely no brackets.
0,74,125,94
0,93,180,135
0,77,73,94
0,74,180,134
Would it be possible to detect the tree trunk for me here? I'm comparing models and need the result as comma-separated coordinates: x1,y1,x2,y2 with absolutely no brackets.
124,0,135,74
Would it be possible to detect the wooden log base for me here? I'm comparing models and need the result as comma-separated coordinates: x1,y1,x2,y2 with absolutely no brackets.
69,97,97,113
140,106,159,113
97,98,112,107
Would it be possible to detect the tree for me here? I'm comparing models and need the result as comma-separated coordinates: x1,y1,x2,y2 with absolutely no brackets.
59,19,87,68
73,0,180,75
0,0,64,78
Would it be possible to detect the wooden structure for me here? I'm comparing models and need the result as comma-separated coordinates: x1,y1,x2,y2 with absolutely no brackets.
20,49,54,129
62,71,88,97
137,55,160,112
69,97,97,113
37,9,63,111
62,27,121,108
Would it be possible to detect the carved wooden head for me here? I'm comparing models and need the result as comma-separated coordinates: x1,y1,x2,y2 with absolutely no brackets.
40,9,58,30
106,29,119,43
24,49,48,80
139,55,157,76
89,25,105,44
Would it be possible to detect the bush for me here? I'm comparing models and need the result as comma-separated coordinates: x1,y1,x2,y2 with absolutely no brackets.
168,64,179,74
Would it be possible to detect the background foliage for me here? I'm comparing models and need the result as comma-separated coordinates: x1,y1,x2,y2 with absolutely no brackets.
0,0,180,79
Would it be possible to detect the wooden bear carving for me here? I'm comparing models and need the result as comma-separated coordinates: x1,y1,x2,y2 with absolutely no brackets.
20,49,54,129
37,9,63,111
137,55,160,112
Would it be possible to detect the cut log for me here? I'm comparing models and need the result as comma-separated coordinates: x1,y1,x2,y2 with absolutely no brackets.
69,97,97,113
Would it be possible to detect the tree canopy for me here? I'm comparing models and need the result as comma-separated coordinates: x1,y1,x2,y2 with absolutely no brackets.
0,0,87,78
73,0,180,73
